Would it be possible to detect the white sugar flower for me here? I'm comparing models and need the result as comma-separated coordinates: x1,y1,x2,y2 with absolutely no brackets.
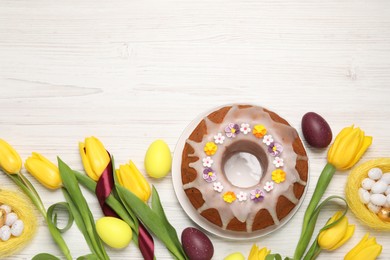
240,123,251,135
273,157,284,168
237,191,247,201
263,135,274,146
214,133,225,144
202,156,214,167
213,182,224,193
264,181,274,192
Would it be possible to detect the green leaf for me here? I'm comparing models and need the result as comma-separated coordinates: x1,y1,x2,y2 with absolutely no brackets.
77,254,100,260
32,253,61,260
47,202,74,233
116,184,187,260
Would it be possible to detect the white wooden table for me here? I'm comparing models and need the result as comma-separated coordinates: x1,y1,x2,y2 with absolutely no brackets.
1,0,390,259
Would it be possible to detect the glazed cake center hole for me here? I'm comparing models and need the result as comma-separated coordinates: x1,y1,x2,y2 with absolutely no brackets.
222,140,268,188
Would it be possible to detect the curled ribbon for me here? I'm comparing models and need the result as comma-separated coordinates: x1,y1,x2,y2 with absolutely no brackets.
96,157,155,260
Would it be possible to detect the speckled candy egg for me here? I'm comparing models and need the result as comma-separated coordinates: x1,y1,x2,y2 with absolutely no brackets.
0,204,11,214
368,168,383,180
371,181,388,194
301,112,332,148
370,194,387,206
386,186,390,196
361,178,375,190
181,227,214,260
358,188,370,204
0,225,11,241
380,173,390,184
5,212,18,226
10,219,24,237
367,202,381,214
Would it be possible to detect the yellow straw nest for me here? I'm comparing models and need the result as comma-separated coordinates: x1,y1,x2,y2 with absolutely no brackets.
345,158,390,231
0,189,38,258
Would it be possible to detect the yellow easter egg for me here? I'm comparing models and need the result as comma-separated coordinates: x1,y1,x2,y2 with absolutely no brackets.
96,217,132,249
144,139,172,178
224,252,245,260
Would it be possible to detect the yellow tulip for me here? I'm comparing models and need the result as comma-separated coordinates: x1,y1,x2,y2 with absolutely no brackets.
79,136,110,181
344,233,382,260
318,211,355,250
116,161,151,202
248,244,270,260
0,139,22,174
25,152,62,190
328,126,372,170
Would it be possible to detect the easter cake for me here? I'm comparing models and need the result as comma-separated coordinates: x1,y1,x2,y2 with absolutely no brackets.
180,104,308,233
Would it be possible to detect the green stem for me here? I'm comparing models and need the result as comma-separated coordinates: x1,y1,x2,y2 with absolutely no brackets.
294,163,336,260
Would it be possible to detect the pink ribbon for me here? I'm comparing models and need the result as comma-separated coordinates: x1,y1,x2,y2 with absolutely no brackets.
96,156,155,260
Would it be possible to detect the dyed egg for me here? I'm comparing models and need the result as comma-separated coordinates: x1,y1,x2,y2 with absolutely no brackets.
96,217,132,249
358,188,370,204
11,219,24,237
367,202,381,214
5,212,18,226
380,173,390,184
0,204,11,214
377,207,390,222
368,168,383,180
181,227,214,260
144,139,172,178
0,225,11,241
361,178,375,190
224,252,246,260
370,194,387,206
301,112,332,148
371,181,388,194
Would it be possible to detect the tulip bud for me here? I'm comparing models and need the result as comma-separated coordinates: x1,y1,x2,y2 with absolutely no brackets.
248,244,270,260
327,126,372,170
318,211,355,251
0,139,22,174
25,152,62,189
116,161,151,202
345,233,382,260
79,136,110,181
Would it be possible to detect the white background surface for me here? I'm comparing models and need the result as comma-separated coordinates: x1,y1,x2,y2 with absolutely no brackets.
1,0,390,259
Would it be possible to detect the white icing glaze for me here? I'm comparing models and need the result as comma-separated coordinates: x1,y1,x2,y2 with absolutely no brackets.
182,105,308,232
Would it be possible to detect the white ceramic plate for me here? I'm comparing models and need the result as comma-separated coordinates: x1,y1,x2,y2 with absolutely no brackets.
172,104,309,240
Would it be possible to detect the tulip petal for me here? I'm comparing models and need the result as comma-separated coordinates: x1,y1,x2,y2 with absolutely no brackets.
0,139,22,174
328,224,355,250
25,153,62,189
248,244,258,260
354,244,382,260
318,211,348,250
79,141,99,181
85,137,110,179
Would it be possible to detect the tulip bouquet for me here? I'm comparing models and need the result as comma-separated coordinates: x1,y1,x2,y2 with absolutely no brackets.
76,136,188,260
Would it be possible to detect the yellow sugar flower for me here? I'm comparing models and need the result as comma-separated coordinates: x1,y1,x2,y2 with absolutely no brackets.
204,142,218,156
271,169,286,183
252,125,267,138
223,191,236,203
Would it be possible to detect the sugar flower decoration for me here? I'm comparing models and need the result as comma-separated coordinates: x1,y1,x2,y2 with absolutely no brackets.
225,123,240,138
272,169,286,183
268,142,283,156
223,191,236,203
213,182,224,192
263,135,274,146
250,189,264,202
264,181,274,192
253,125,267,138
214,133,225,144
240,123,251,135
237,191,248,202
273,157,284,168
204,142,217,156
202,156,214,167
203,167,217,182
